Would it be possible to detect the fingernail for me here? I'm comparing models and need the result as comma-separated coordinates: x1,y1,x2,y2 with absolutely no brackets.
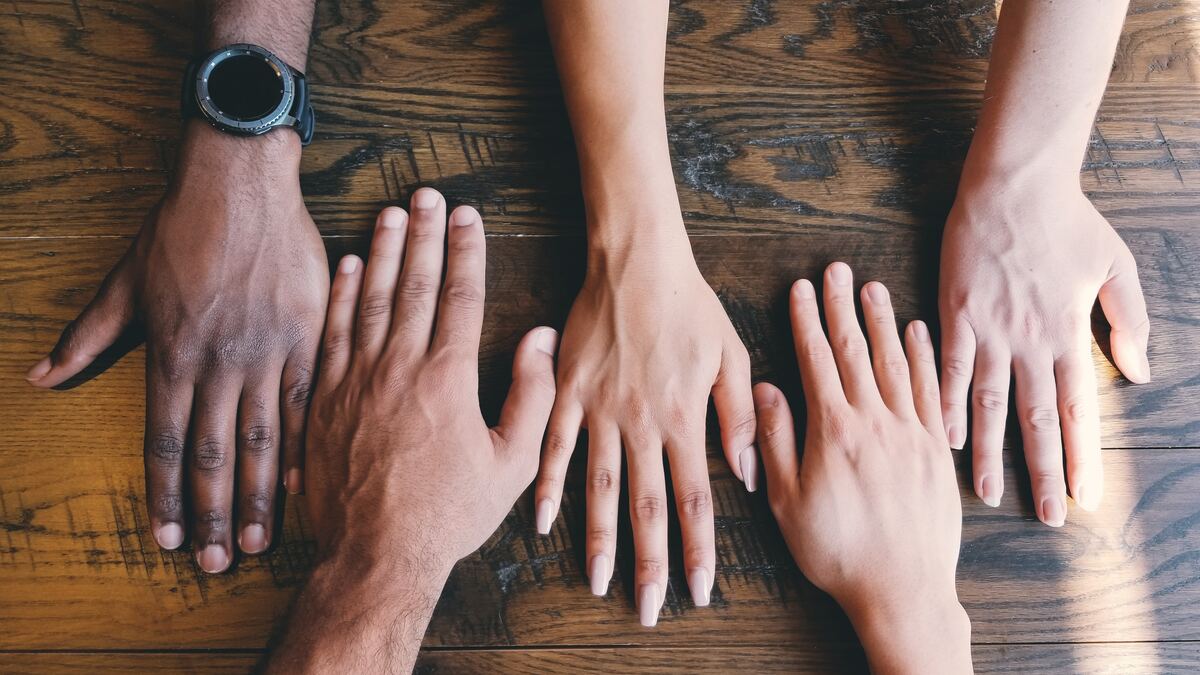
239,524,268,554
828,262,851,286
154,522,183,550
739,447,758,493
535,498,555,535
1040,496,1066,527
688,568,711,607
866,282,888,304
1074,483,1099,512
380,207,406,228
793,279,814,299
911,321,929,342
589,554,610,596
412,187,440,210
339,255,359,274
197,545,229,574
285,468,303,495
979,474,1001,508
450,205,480,227
535,328,559,356
947,424,965,450
25,357,51,381
638,583,661,627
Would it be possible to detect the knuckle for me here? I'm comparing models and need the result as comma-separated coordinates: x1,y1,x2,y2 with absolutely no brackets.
240,424,275,456
1063,397,1092,423
242,492,272,516
589,467,618,495
878,355,909,376
399,274,437,299
677,488,712,520
819,410,854,448
943,356,972,379
357,293,393,322
759,419,792,449
727,408,758,439
543,432,576,464
152,492,183,516
637,558,666,579
197,509,230,534
1023,405,1060,433
285,374,314,410
193,437,230,472
587,526,615,544
833,334,869,358
632,494,666,522
147,431,185,465
973,388,1008,413
323,332,352,359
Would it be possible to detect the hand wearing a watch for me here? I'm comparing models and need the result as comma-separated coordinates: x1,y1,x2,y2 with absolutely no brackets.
27,42,328,573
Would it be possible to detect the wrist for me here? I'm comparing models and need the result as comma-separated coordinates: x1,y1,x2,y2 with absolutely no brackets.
959,130,1082,197
843,586,972,674
585,211,696,281
177,119,303,176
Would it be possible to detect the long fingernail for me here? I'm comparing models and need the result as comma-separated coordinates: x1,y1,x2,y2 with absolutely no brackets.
947,424,965,450
638,583,661,627
285,468,303,495
979,474,1001,508
589,554,610,596
154,522,183,550
1040,496,1066,527
1074,483,1099,512
239,524,268,554
688,568,711,607
739,447,758,493
829,262,851,285
535,498,555,535
25,357,51,382
412,187,440,210
536,328,559,356
197,545,229,574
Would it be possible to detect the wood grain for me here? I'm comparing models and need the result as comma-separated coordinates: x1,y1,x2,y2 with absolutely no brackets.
1,235,1198,650
2,0,1198,670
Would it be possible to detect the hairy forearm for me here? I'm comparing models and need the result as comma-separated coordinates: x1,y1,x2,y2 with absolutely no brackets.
963,0,1129,186
204,0,316,69
267,549,450,674
542,0,686,252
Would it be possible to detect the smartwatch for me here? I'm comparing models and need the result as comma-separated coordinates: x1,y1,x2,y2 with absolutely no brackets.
181,43,315,145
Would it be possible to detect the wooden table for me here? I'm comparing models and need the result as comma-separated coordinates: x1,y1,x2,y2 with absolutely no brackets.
2,1,1199,672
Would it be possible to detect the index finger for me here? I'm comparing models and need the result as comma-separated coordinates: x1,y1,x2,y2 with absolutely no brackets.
789,279,844,407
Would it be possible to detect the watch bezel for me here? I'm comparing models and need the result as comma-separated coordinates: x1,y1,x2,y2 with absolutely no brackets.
195,43,296,135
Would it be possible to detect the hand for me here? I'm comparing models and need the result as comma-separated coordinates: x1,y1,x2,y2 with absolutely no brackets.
305,191,558,568
272,194,558,672
533,231,757,626
755,262,970,674
939,176,1150,525
25,123,329,571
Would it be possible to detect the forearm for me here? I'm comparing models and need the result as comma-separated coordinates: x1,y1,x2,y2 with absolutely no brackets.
963,0,1129,187
845,591,973,675
204,0,316,70
542,0,687,255
267,549,450,674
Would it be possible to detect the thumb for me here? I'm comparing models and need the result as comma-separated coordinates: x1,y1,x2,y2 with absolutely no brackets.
1098,247,1151,384
27,254,135,388
753,382,800,497
491,327,559,482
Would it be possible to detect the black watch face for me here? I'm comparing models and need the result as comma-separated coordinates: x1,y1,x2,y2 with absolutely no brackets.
196,44,296,133
207,54,284,121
